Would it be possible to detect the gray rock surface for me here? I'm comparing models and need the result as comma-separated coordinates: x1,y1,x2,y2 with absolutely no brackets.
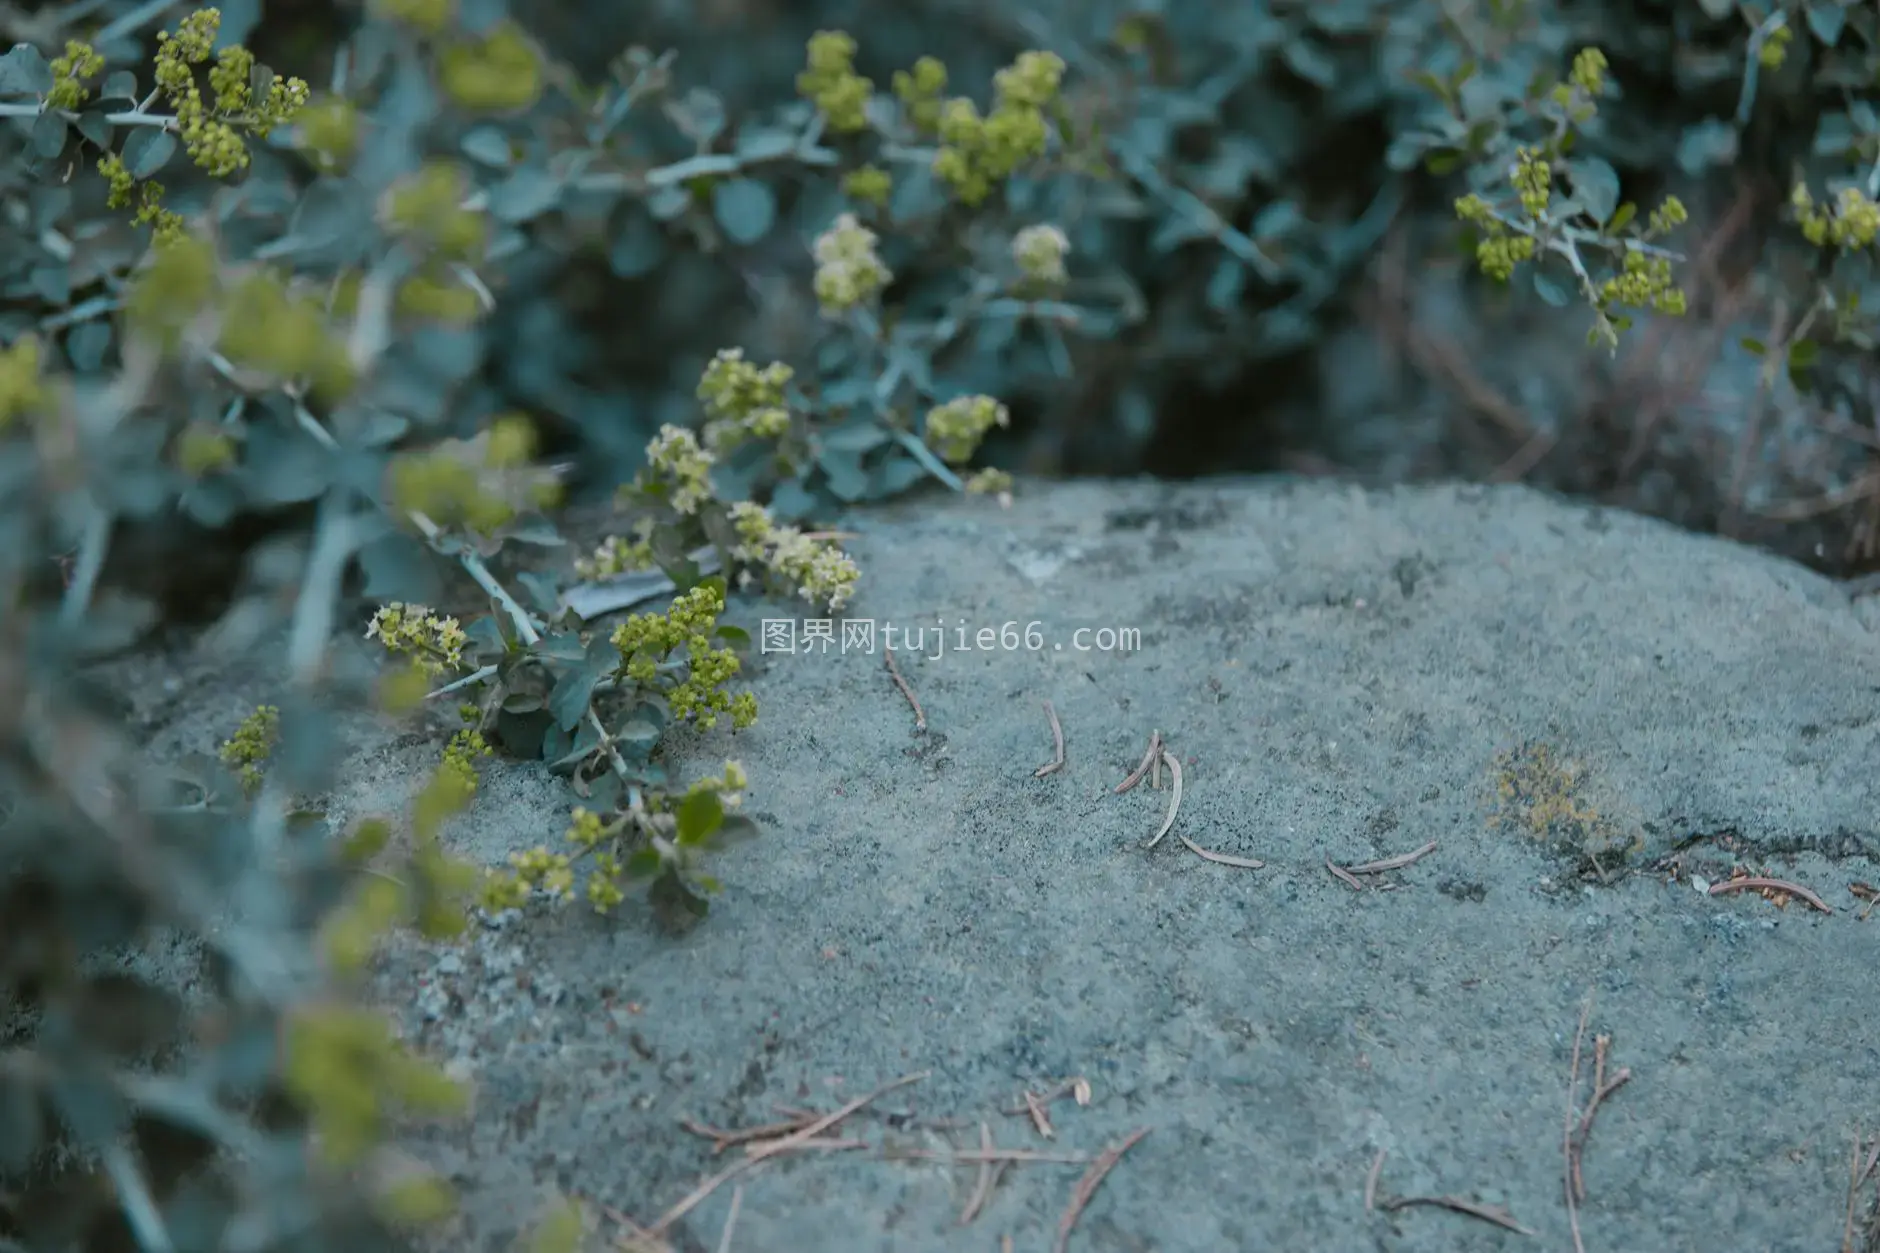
106,476,1880,1252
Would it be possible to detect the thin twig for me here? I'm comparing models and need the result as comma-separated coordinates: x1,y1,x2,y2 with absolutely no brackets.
746,1072,930,1160
960,1123,1003,1225
1572,1034,1631,1201
597,1199,671,1253
1327,859,1369,891
1143,749,1183,849
1843,1129,1863,1253
646,1074,928,1237
1024,1089,1056,1139
1001,1078,1087,1116
1035,700,1067,777
1114,730,1161,793
1845,1128,1880,1253
1054,1127,1151,1253
1850,882,1879,921
1343,841,1439,875
885,1146,1094,1165
644,1158,768,1239
1379,1194,1535,1235
714,1185,743,1253
1564,996,1593,1253
883,647,927,731
681,1114,818,1153
1708,875,1833,915
1177,835,1264,868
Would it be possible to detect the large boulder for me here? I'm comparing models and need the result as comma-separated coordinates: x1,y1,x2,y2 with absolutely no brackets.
105,476,1880,1252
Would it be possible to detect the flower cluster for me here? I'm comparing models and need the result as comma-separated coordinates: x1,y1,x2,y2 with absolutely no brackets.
812,213,892,315
1012,223,1070,285
1597,249,1686,316
1453,193,1538,282
217,271,354,396
728,501,860,613
365,604,468,676
610,583,758,730
484,756,750,916
153,9,309,175
437,729,493,802
924,394,1010,464
797,31,871,132
1791,183,1880,251
437,24,544,113
46,40,104,109
574,528,656,580
892,56,948,132
640,424,716,514
1547,46,1608,124
219,704,279,793
382,161,488,263
0,336,47,430
85,10,306,241
175,422,236,476
841,164,893,208
697,348,794,451
932,51,1065,205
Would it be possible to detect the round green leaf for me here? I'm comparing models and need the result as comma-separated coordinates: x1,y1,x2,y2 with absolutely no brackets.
0,44,52,96
121,128,177,178
1531,271,1570,307
712,178,776,245
460,125,512,168
30,111,66,158
1567,157,1619,225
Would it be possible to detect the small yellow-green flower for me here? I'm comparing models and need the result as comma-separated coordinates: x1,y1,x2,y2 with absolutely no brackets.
1012,223,1070,285
219,703,279,793
797,30,872,132
48,39,104,109
1511,146,1551,219
924,394,1010,465
1792,183,1880,250
728,500,860,613
0,336,48,430
641,424,716,514
892,56,947,132
1759,23,1792,69
811,213,891,314
1598,249,1686,316
841,164,893,208
365,603,468,675
930,50,1064,205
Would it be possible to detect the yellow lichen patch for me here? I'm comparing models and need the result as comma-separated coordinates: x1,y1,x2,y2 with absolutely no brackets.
1486,740,1641,867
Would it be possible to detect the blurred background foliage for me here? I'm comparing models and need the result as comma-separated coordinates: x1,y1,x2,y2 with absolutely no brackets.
228,0,1880,579
5,0,1880,592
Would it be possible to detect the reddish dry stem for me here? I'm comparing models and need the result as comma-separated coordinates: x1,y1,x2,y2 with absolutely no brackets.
883,647,926,731
1035,700,1066,777
1379,1194,1535,1235
1114,731,1162,793
1327,858,1370,891
1709,875,1833,914
1054,1126,1151,1253
1344,840,1439,875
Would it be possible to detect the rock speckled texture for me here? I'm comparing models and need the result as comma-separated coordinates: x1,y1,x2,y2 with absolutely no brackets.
101,476,1880,1252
